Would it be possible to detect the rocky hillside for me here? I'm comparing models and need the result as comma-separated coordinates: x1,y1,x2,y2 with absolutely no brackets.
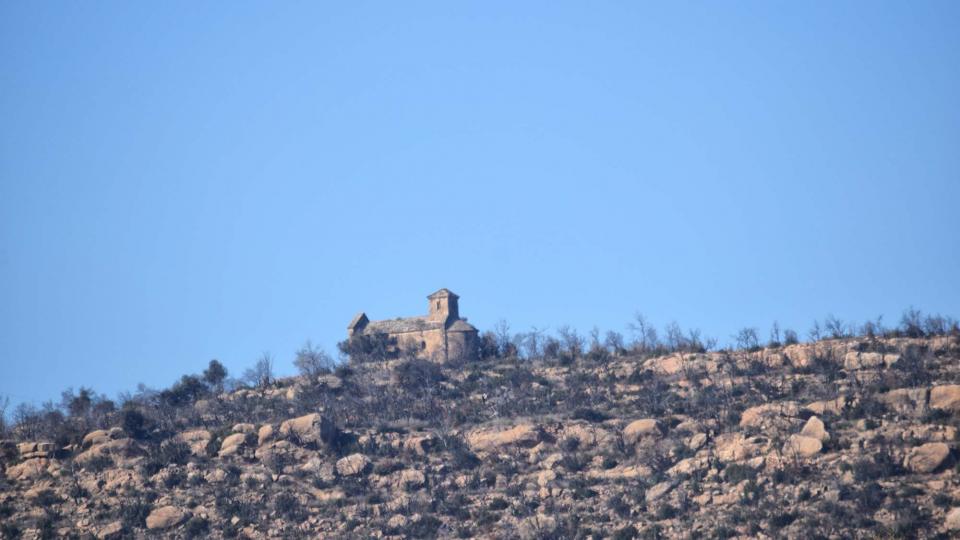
3,334,960,539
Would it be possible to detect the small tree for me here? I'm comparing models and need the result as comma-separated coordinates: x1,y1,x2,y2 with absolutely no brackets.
294,341,335,378
203,360,228,391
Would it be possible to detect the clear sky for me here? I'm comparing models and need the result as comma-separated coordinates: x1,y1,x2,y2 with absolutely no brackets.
1,2,958,408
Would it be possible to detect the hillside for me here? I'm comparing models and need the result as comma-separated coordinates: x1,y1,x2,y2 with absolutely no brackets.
3,331,960,539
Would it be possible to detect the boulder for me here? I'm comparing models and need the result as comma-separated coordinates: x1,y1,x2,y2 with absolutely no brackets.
145,506,188,530
393,468,426,490
75,438,138,465
643,354,684,375
800,416,830,442
258,424,275,446
945,507,960,531
844,351,899,370
645,480,676,502
317,374,343,389
880,388,929,416
6,458,50,481
623,419,661,445
175,429,212,456
687,433,708,452
219,433,247,457
805,397,847,416
231,423,255,434
466,423,541,452
786,435,823,458
715,433,765,462
82,430,111,449
336,453,370,476
279,413,335,445
739,402,800,429
402,433,436,455
97,520,124,539
930,385,960,413
905,442,951,473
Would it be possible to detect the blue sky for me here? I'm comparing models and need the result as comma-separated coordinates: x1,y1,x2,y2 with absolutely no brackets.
1,2,958,407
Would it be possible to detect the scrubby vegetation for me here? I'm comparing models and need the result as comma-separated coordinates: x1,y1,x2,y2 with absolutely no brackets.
0,309,959,538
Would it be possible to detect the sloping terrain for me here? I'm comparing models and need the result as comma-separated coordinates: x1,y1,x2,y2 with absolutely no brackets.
2,334,960,539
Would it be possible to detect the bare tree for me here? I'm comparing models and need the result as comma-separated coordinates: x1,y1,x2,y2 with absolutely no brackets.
243,352,274,389
734,328,760,351
604,330,625,355
629,313,658,352
823,314,847,339
493,319,516,358
294,341,335,378
664,321,685,352
769,321,782,347
521,327,546,360
808,319,822,341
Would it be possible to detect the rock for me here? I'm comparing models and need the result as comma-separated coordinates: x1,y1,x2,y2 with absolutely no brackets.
519,515,557,538
587,464,652,480
6,458,51,481
740,402,800,429
336,453,371,476
257,424,275,446
623,419,661,444
75,438,138,465
715,433,765,462
402,433,436,455
17,442,37,455
387,514,409,529
688,433,708,451
561,423,616,447
844,351,899,370
175,429,212,456
905,442,951,473
801,416,830,442
643,354,684,375
537,469,557,488
646,480,676,502
145,506,188,530
805,396,847,416
930,385,960,413
231,423,255,434
394,469,426,490
786,435,823,457
219,433,247,457
881,388,929,416
317,374,343,389
945,507,960,531
96,520,123,539
466,423,541,452
279,413,335,445
82,430,111,449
